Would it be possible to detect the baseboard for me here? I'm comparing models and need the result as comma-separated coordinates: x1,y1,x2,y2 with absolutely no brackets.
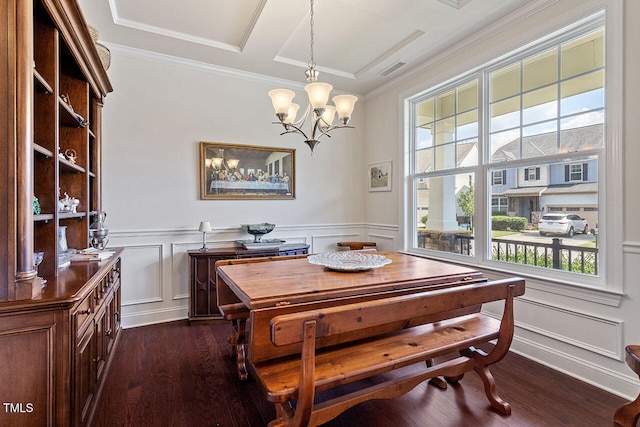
121,305,188,329
510,335,639,401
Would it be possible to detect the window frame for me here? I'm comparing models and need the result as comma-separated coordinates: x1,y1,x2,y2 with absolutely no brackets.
492,170,505,185
402,3,623,299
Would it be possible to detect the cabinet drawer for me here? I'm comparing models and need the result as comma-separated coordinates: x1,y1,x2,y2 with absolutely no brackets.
74,294,93,335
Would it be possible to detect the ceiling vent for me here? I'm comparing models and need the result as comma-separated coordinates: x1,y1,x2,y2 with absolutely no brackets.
437,0,472,9
379,61,406,77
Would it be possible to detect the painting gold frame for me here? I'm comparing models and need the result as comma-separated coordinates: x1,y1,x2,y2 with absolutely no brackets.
200,142,295,200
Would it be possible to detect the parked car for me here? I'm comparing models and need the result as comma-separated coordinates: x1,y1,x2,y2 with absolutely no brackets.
538,214,589,237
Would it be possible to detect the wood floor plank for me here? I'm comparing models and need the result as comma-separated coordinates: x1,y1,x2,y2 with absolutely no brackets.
92,320,629,427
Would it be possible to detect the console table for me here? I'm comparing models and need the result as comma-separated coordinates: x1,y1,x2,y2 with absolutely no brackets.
188,243,309,321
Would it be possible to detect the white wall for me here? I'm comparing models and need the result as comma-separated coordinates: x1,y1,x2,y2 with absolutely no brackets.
363,0,640,401
100,48,401,326
99,0,639,401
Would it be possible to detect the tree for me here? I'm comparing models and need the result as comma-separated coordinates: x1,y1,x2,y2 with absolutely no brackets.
457,184,474,230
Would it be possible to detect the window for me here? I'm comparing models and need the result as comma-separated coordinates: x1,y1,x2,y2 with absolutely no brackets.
524,167,540,181
492,197,508,213
567,163,588,181
408,13,610,283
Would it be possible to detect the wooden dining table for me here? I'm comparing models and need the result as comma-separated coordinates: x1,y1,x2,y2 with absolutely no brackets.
216,251,486,378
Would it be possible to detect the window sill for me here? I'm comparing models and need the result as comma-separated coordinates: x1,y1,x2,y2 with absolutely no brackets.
402,249,624,307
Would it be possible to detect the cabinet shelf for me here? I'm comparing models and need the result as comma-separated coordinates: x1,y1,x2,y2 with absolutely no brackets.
59,97,89,128
34,143,54,158
59,211,87,220
34,213,55,222
34,69,53,94
59,157,85,173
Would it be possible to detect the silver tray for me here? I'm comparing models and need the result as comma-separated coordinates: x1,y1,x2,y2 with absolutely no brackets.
236,239,284,250
307,251,391,272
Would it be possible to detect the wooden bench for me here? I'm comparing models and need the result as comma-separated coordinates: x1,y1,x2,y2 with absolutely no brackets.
249,277,525,427
216,254,309,380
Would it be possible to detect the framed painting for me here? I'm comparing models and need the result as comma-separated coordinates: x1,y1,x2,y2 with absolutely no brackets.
200,142,295,200
368,161,392,192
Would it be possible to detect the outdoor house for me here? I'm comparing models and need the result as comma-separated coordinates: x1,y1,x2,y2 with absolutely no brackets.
491,124,601,227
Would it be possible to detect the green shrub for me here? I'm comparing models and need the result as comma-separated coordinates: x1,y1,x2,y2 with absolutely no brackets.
491,245,597,275
420,215,428,225
491,215,527,232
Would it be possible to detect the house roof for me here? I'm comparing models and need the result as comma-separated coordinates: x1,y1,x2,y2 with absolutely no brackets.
491,124,603,163
503,186,547,196
542,182,598,194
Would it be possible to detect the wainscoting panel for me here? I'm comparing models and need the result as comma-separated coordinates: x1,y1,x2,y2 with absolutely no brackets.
110,224,399,328
119,244,164,306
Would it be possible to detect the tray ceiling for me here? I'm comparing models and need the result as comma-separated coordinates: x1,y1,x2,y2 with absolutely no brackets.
79,0,530,96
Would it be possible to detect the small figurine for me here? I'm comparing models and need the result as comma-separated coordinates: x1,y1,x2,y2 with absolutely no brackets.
33,195,41,215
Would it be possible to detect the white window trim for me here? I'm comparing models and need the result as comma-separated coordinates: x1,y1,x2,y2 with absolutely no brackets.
400,0,623,305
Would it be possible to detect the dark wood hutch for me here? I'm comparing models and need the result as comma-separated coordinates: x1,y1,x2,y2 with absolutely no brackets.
1,0,120,425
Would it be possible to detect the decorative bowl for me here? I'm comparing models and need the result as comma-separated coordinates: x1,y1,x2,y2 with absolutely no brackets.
308,251,392,272
243,223,276,242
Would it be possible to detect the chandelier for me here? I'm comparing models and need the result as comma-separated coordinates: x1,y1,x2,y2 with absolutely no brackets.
268,0,358,154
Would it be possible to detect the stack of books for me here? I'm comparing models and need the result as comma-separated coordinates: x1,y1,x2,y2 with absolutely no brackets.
70,248,115,263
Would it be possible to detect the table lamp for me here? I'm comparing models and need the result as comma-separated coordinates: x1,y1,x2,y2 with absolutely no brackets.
198,221,212,250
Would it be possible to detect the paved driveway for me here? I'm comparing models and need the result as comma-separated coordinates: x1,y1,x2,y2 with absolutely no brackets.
497,230,596,245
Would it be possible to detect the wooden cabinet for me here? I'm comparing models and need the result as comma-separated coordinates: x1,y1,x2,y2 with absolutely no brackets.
2,0,112,301
1,1,117,423
188,243,309,321
0,253,122,426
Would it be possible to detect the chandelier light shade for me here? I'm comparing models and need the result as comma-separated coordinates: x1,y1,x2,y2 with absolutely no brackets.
268,0,358,154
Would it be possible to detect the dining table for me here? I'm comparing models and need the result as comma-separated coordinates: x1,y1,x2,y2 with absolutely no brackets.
216,251,486,379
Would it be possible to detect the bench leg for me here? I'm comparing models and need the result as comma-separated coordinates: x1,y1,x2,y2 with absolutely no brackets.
463,346,510,415
269,402,294,427
227,318,248,380
425,359,447,390
228,318,246,357
475,363,511,415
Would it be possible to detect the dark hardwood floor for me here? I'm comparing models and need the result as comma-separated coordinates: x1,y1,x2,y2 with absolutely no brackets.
92,320,629,427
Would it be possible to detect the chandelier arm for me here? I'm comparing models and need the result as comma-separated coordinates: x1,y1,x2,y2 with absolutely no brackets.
276,122,309,141
292,103,312,128
319,124,356,139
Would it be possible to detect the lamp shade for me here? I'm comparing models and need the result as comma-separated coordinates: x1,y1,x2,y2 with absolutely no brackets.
332,94,358,120
198,221,212,232
268,89,295,115
212,157,223,168
321,105,336,125
227,159,239,169
304,82,333,109
283,103,300,124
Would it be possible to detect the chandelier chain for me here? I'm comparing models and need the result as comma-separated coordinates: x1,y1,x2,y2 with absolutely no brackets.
308,0,316,71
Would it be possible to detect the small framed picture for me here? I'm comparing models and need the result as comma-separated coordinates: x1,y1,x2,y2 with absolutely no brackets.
368,161,392,192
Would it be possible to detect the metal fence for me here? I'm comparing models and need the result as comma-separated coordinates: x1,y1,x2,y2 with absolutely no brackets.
453,235,598,275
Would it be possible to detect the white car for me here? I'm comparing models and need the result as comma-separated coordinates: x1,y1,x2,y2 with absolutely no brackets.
538,213,589,237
